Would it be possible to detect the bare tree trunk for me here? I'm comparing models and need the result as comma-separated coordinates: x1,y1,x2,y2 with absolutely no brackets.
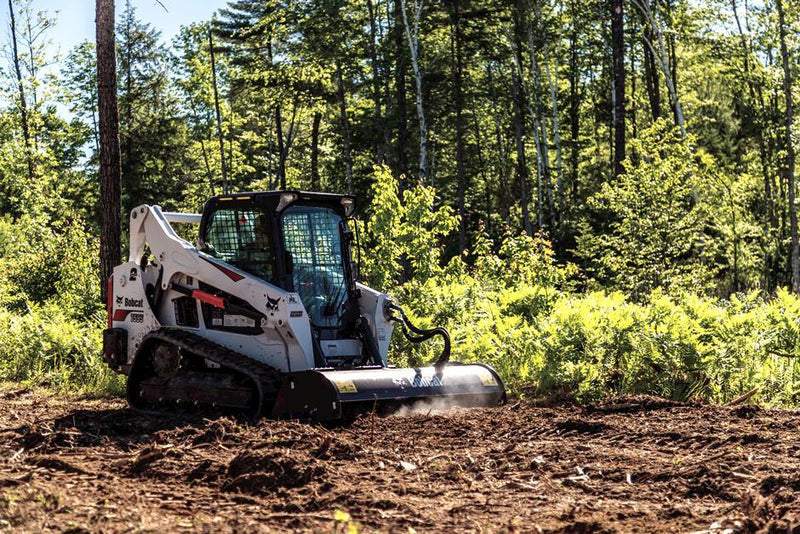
569,2,580,200
198,138,215,196
400,0,428,183
336,60,355,195
96,0,122,301
665,0,679,122
472,113,491,232
451,0,468,252
277,97,301,191
24,14,38,112
628,17,638,142
642,22,661,120
209,28,228,194
21,4,43,151
731,0,775,287
487,64,511,222
633,0,685,136
611,0,625,177
311,111,321,190
546,58,563,225
513,67,532,237
275,106,286,190
367,0,385,163
8,0,35,183
393,0,409,182
512,1,532,236
526,24,552,229
777,0,800,292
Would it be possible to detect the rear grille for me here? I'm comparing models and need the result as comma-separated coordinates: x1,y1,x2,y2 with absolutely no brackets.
173,297,199,328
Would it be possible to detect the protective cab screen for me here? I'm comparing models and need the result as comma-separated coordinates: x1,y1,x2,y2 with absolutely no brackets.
281,206,348,329
202,207,275,283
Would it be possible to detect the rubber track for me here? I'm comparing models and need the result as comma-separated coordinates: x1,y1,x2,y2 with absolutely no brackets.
126,327,283,420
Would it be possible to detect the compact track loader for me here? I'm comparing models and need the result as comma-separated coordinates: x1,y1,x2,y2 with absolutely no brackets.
102,191,505,421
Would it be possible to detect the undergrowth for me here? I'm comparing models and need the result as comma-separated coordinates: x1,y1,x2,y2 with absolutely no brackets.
363,167,800,407
0,215,123,396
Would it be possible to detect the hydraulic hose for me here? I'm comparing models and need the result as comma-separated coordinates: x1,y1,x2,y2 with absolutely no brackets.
387,303,451,367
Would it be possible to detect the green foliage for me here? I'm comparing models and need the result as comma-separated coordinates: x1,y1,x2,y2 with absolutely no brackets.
0,214,112,395
360,165,459,291
577,121,715,296
394,276,800,407
0,217,101,319
362,178,800,407
0,302,121,396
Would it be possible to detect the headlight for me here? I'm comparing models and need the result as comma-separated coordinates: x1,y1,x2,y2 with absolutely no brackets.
277,192,299,212
341,197,355,217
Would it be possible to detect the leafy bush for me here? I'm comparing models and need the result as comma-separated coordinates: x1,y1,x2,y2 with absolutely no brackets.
0,303,122,395
0,216,101,319
0,215,114,395
576,121,716,297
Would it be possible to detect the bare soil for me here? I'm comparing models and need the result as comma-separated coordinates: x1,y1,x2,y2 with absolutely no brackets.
0,389,798,533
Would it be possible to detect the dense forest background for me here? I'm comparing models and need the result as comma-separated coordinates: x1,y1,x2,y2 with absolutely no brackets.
1,0,799,405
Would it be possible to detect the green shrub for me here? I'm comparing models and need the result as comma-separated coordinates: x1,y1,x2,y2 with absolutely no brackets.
0,215,113,395
0,303,123,396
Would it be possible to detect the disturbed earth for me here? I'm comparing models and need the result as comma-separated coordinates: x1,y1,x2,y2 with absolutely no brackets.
0,389,798,533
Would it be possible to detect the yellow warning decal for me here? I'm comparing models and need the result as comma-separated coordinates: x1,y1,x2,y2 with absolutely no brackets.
480,372,498,387
333,380,358,394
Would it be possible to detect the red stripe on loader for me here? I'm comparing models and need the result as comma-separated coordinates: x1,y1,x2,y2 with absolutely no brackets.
200,256,245,281
113,309,134,322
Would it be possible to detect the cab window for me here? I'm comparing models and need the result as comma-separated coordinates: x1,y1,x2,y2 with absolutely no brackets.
203,207,275,282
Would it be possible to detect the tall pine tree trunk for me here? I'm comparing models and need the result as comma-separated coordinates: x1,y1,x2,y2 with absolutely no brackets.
337,60,355,194
513,67,532,237
512,1,532,236
569,3,580,199
643,24,661,120
311,111,321,190
367,0,385,163
276,106,286,190
526,23,552,228
611,0,626,177
400,0,428,183
777,0,800,292
96,0,122,301
209,28,228,194
488,64,511,222
731,0,775,286
634,0,685,135
546,58,563,225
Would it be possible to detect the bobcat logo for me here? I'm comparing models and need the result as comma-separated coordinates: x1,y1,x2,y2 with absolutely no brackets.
266,296,280,311
115,296,123,306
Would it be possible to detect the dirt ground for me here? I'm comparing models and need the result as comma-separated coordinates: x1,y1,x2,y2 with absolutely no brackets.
0,389,797,533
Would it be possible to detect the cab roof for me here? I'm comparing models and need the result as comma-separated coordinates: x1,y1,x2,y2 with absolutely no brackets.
205,190,358,217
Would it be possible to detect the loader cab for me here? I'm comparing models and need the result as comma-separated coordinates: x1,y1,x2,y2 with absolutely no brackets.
198,191,361,343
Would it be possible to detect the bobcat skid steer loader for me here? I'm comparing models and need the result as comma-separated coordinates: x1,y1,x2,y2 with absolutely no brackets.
103,191,505,421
